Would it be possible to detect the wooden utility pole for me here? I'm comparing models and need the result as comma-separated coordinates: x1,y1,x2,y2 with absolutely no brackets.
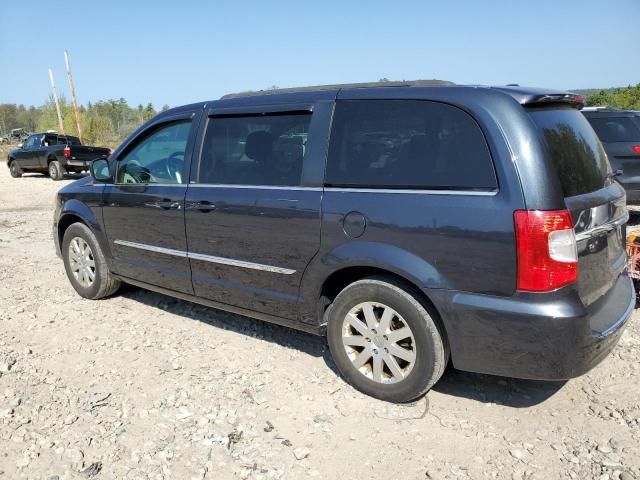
48,68,65,134
64,50,82,142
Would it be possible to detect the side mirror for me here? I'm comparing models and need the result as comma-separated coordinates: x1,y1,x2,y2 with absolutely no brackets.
90,158,112,183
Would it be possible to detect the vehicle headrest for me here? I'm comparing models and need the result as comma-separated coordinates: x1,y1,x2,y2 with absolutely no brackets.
245,131,273,160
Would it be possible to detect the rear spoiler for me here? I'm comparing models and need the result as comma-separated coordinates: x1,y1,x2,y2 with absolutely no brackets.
491,86,585,110
525,93,585,110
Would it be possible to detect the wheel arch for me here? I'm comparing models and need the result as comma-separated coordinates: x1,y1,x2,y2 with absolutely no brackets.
302,241,448,320
57,212,88,248
57,200,112,265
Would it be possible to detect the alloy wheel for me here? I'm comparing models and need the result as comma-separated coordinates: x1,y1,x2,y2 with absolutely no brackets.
68,237,96,287
341,301,416,384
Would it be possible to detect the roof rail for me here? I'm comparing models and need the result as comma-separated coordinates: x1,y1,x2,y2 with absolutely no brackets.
220,79,455,99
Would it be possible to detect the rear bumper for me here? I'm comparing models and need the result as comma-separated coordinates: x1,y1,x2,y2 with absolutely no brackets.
432,274,634,380
64,160,90,169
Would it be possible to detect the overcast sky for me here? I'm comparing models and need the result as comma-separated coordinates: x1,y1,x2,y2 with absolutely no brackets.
1,0,638,108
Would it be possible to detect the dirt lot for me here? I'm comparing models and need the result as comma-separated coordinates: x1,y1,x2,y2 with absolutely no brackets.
0,163,639,480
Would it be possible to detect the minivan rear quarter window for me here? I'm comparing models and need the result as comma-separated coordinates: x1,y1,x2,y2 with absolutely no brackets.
528,107,609,198
325,100,497,190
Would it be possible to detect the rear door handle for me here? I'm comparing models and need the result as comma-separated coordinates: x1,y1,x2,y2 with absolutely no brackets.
146,199,182,210
186,200,215,212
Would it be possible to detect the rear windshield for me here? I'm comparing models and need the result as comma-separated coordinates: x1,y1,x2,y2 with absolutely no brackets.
60,136,81,145
528,107,610,197
586,116,640,143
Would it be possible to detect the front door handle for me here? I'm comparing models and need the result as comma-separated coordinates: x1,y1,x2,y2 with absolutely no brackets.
146,199,182,210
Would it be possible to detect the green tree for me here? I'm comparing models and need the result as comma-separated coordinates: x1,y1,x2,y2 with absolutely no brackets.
1,94,178,148
37,95,73,133
83,115,115,146
585,83,640,109
143,103,156,121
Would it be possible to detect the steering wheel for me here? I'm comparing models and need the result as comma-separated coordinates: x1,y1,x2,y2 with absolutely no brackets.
121,159,152,184
166,151,185,183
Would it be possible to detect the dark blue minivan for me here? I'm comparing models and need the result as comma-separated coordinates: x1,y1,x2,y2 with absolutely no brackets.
53,81,634,402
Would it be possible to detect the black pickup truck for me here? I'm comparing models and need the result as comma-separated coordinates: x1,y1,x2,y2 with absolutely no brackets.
7,132,110,180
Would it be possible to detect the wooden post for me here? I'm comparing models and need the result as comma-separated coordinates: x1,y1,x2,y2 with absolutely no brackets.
64,50,83,142
48,68,65,135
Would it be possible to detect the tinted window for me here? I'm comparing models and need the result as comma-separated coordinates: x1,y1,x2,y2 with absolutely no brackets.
24,136,38,149
325,100,496,189
586,116,640,143
59,135,81,145
199,113,311,186
44,135,58,146
529,108,610,197
116,120,191,184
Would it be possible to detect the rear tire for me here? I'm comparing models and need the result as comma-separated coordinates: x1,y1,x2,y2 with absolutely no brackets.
49,160,65,181
326,277,447,403
62,223,120,299
9,161,22,178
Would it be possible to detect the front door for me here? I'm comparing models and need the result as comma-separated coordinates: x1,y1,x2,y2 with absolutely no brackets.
102,114,198,293
14,134,39,169
184,106,327,320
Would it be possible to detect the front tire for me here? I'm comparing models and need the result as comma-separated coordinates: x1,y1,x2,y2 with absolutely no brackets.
9,161,22,178
49,160,65,181
326,277,447,403
62,223,120,299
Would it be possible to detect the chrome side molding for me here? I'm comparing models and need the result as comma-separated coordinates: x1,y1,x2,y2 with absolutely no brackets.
113,240,296,275
114,240,188,258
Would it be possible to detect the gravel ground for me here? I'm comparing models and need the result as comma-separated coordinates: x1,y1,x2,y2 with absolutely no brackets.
0,163,639,480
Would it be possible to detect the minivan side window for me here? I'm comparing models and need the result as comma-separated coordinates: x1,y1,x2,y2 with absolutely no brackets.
199,113,311,186
325,100,497,190
116,120,191,184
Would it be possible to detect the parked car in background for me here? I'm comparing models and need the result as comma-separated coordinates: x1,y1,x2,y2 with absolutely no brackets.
9,128,30,143
53,81,633,402
7,132,110,180
582,107,640,206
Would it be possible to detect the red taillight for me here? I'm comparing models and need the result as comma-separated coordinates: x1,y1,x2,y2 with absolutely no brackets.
63,146,71,158
631,145,640,154
514,210,578,292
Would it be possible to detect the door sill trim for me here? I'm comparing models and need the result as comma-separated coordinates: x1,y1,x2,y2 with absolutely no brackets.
113,274,324,336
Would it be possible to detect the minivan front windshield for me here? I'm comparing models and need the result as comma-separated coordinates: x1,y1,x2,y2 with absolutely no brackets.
528,107,610,198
